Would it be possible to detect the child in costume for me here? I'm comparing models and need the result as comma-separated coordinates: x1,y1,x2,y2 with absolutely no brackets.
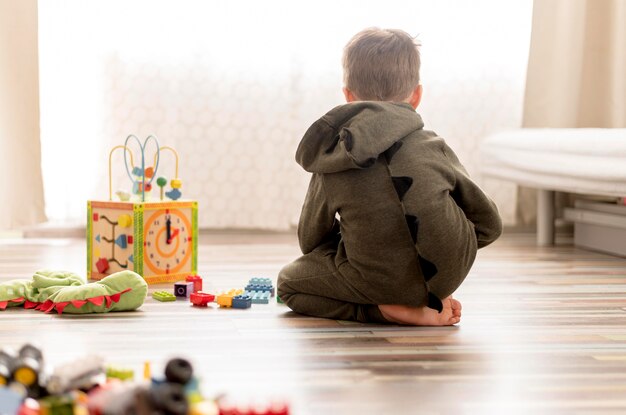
277,28,502,325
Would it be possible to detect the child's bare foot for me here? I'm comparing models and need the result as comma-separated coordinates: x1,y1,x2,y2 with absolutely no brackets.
379,296,462,326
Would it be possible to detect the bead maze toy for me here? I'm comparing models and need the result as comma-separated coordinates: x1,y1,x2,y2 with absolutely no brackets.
87,135,198,284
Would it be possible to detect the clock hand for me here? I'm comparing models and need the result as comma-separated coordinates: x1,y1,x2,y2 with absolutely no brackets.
167,228,180,245
166,216,172,244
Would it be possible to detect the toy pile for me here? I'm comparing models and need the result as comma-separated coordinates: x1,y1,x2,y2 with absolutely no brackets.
154,276,279,309
0,344,289,415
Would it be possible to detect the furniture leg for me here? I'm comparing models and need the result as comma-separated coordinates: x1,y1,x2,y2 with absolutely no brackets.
537,189,555,246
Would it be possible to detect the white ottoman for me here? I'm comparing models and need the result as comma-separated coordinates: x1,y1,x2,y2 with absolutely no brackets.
481,128,626,245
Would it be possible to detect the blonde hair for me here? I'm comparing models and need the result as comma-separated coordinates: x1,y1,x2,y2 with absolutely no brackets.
342,28,421,102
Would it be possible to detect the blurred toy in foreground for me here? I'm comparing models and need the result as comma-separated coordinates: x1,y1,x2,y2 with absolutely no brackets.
0,345,290,415
0,344,44,399
88,358,193,415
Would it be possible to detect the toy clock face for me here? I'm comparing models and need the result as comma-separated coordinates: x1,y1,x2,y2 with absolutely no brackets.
143,208,193,275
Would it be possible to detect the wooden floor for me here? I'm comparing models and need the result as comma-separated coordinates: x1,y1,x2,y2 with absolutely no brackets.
1,232,626,414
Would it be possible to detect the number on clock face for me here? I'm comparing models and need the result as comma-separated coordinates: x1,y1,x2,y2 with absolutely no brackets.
143,209,193,275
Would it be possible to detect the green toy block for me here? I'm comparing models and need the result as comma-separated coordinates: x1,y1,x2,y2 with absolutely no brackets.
106,365,135,381
152,291,176,302
39,395,74,415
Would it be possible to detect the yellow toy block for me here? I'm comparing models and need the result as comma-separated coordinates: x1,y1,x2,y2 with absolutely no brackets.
216,289,243,308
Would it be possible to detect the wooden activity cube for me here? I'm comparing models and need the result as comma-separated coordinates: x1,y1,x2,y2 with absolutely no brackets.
87,200,198,284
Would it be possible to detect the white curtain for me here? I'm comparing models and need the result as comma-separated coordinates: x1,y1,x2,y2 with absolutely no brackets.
524,0,626,128
38,0,532,230
0,0,46,231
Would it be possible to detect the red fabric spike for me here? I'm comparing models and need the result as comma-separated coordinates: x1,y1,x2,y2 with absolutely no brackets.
55,302,69,314
24,300,39,309
71,300,88,309
0,297,24,310
41,300,56,313
105,296,112,308
110,288,132,304
87,296,104,306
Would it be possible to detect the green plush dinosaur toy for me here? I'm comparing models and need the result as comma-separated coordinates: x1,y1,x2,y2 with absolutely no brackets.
0,270,147,314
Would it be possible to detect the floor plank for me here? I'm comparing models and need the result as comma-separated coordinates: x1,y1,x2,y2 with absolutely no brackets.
1,233,626,414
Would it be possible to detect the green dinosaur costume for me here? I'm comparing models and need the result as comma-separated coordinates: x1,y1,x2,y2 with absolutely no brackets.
0,270,148,314
278,102,502,323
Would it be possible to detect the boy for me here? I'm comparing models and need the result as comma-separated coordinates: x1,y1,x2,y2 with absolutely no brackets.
277,28,502,326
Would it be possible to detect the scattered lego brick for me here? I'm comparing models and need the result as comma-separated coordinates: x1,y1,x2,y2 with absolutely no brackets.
152,291,176,302
106,366,134,381
245,278,275,297
244,290,271,304
216,289,243,308
174,281,194,298
185,275,203,293
231,295,252,309
190,292,215,307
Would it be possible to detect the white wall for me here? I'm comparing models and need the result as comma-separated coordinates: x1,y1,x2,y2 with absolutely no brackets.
39,0,532,229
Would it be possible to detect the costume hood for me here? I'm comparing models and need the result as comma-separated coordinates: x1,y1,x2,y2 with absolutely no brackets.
295,101,424,173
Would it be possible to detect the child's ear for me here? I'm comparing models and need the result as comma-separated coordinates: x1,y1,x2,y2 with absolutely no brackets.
343,88,357,103
409,85,423,109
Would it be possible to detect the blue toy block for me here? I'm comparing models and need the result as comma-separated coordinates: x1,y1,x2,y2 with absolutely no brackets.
232,295,252,309
248,277,272,287
174,281,194,298
245,290,271,304
245,277,275,296
244,284,275,296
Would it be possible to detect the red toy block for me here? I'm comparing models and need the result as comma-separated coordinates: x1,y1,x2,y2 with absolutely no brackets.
185,274,203,293
96,257,109,273
18,399,40,415
127,235,133,244
217,402,289,415
190,292,215,307
93,213,99,221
